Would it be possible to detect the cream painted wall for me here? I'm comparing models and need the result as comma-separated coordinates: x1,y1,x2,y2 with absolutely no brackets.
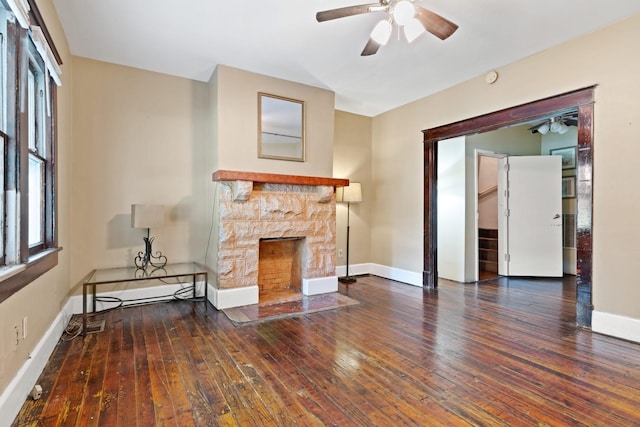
213,65,335,177
71,58,210,285
204,65,337,275
333,110,372,268
0,0,73,394
437,136,466,282
371,14,640,324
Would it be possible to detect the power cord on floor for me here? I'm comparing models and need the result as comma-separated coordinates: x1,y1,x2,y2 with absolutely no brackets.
60,285,203,341
61,318,82,341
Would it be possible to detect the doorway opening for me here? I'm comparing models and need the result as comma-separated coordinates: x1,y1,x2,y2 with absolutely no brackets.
423,87,594,327
476,151,503,281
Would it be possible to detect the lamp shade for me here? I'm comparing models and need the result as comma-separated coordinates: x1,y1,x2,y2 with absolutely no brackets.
393,0,415,26
370,19,392,45
404,18,425,43
537,122,550,135
131,204,164,229
336,183,362,204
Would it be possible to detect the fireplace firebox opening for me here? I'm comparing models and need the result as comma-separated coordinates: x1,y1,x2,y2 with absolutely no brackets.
258,237,304,303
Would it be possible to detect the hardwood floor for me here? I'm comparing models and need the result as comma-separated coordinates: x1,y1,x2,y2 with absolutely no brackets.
13,275,640,426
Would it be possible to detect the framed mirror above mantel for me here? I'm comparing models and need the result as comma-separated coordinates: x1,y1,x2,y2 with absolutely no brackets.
258,92,305,162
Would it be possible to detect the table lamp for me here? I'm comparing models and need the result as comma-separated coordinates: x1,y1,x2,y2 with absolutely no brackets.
131,204,167,269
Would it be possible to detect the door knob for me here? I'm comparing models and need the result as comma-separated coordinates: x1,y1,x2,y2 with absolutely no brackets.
553,214,560,219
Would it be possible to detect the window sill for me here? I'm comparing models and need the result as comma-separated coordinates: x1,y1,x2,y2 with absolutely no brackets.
0,247,62,304
0,265,27,282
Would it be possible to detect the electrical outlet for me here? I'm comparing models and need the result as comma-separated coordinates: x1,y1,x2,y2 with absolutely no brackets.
31,384,42,400
14,325,19,347
338,249,343,258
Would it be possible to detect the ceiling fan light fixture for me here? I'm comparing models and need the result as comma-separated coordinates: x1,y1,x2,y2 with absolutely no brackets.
392,0,416,26
549,118,562,133
404,18,424,43
316,0,458,56
537,122,550,135
371,19,392,45
556,122,569,134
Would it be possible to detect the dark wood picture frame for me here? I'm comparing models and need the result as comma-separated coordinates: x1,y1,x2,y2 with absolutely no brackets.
551,146,577,169
562,176,576,198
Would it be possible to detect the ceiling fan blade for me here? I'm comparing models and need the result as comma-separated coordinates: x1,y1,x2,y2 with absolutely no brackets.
316,3,382,22
361,38,381,56
415,6,459,40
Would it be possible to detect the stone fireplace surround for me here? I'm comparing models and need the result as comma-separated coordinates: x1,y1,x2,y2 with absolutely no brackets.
210,170,349,309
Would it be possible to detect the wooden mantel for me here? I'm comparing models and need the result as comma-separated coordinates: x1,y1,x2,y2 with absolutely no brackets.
212,170,349,187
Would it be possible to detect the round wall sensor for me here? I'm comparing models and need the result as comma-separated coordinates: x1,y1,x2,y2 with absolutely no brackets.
485,71,499,84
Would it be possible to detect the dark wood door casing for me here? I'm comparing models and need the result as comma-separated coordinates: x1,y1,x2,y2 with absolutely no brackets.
422,87,595,327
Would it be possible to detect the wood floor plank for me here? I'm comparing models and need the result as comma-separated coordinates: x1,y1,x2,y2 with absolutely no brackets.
246,325,358,425
264,317,397,425
150,304,194,425
97,308,124,425
166,302,237,425
141,303,180,425
218,328,325,425
74,315,110,427
115,307,140,426
181,307,270,426
12,275,640,426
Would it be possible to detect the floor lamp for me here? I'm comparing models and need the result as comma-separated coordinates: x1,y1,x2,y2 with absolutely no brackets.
337,183,362,283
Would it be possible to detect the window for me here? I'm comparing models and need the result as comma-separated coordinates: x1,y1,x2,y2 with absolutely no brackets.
26,46,52,253
1,1,61,300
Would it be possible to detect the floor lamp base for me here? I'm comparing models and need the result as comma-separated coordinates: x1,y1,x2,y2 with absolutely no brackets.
338,276,357,284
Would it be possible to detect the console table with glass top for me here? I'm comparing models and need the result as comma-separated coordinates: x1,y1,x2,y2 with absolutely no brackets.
82,262,208,335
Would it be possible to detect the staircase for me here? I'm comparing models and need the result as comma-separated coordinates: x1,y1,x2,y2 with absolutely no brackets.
479,228,498,273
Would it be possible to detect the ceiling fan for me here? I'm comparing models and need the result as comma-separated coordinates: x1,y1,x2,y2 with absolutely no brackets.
529,112,578,135
316,0,459,56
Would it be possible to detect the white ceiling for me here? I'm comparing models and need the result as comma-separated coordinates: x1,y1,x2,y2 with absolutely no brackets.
52,0,640,117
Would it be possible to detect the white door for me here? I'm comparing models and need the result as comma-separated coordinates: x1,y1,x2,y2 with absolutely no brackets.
498,155,563,277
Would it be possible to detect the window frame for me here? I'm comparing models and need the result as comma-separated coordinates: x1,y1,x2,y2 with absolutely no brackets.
24,37,54,256
0,1,61,304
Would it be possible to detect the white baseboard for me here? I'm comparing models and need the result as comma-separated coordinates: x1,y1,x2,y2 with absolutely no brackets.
0,298,74,427
336,263,370,278
592,311,640,343
209,284,258,309
369,263,422,287
336,263,423,287
302,276,338,295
